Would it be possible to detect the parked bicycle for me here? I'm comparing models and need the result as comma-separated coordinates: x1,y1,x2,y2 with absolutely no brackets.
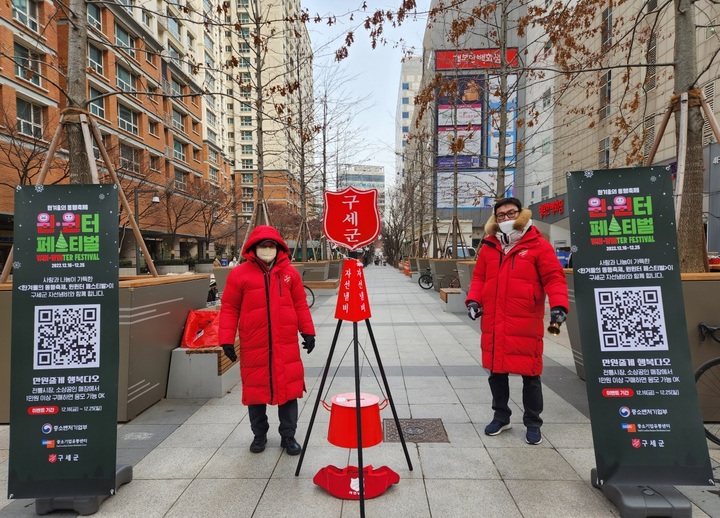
440,269,461,289
417,267,461,290
418,267,434,289
302,270,315,308
695,322,720,444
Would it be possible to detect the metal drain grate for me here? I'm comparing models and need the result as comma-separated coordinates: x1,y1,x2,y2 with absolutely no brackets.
383,418,449,443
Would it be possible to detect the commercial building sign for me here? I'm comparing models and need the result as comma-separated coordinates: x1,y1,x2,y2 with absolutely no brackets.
566,167,712,486
8,185,119,499
435,48,519,70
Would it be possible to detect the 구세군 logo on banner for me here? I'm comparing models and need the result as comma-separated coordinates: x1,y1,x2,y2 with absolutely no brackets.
323,187,381,251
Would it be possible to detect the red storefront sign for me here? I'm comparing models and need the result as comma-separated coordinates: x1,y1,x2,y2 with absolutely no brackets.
323,187,381,251
335,259,371,322
538,199,565,218
435,48,519,70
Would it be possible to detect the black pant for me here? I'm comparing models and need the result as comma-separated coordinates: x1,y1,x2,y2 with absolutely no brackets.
488,372,543,428
248,399,298,438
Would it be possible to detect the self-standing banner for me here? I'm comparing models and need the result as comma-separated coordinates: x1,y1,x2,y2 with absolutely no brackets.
335,259,372,322
566,167,712,486
323,187,381,251
8,185,120,499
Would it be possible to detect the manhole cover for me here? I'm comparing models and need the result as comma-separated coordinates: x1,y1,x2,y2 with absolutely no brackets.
383,418,449,443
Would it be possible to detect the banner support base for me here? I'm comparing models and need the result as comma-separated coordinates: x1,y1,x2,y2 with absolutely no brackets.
591,468,691,518
35,464,133,516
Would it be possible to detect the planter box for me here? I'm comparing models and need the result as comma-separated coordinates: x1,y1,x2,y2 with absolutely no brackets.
119,267,136,276
156,264,189,275
303,261,330,281
428,258,461,292
194,263,214,273
456,261,475,293
291,263,305,280
416,258,431,278
0,275,208,423
213,266,234,294
327,259,343,279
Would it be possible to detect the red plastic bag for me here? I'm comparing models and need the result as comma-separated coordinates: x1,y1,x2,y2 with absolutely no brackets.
181,310,221,348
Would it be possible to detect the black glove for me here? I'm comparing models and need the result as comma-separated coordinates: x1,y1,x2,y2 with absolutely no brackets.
301,334,315,354
222,344,237,362
467,301,482,320
550,307,567,325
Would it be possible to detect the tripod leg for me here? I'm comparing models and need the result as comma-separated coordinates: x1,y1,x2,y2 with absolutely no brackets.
353,321,366,518
365,319,414,471
295,319,343,476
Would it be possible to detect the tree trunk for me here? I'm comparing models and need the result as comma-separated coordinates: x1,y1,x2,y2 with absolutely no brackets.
674,0,705,272
66,0,92,184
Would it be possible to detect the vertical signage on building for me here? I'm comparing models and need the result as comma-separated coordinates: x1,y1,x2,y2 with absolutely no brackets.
8,185,120,499
567,167,712,486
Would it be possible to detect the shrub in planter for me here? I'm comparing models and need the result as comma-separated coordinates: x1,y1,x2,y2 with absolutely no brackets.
196,257,216,264
119,259,133,268
184,256,196,269
154,258,187,266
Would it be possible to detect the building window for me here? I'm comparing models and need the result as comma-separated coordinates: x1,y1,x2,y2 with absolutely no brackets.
241,173,253,183
118,104,138,135
208,149,218,163
115,24,136,58
402,97,409,105
601,7,612,51
242,187,253,199
175,170,187,190
171,77,183,96
206,109,216,127
240,116,252,127
149,155,160,171
173,140,186,161
402,112,409,119
599,71,611,120
239,42,250,53
88,44,103,75
241,131,252,141
542,88,551,109
12,0,39,32
142,11,151,26
541,185,550,200
172,109,185,132
241,145,253,154
643,115,655,161
242,202,253,213
240,102,251,112
207,129,217,144
402,126,409,133
645,33,656,91
542,137,551,155
119,143,139,173
193,149,200,161
116,65,136,92
16,97,42,138
88,88,105,118
598,137,610,168
14,43,41,86
209,167,219,182
87,3,102,31
149,120,158,135
402,82,409,90
241,159,253,170
239,12,250,23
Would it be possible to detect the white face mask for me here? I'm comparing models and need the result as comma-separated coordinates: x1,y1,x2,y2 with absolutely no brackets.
256,248,277,263
498,220,516,234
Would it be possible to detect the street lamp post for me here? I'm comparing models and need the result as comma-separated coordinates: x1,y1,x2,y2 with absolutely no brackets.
134,188,160,275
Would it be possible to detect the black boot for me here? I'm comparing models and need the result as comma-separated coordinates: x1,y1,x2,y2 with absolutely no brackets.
280,436,301,455
250,434,267,453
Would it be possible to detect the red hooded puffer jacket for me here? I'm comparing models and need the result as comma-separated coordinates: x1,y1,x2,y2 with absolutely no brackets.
466,224,568,376
218,225,315,405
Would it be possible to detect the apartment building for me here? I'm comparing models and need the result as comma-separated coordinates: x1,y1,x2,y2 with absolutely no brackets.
395,56,422,181
337,164,386,214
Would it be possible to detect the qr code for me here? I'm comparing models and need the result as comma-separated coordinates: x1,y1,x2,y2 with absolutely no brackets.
34,305,101,370
595,287,668,351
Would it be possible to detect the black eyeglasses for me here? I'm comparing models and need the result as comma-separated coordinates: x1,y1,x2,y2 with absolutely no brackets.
496,209,519,221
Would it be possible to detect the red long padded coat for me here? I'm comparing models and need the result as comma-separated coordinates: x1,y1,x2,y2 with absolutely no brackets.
218,226,315,406
466,210,569,377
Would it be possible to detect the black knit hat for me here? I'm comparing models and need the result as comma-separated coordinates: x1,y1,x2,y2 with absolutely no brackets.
494,197,522,215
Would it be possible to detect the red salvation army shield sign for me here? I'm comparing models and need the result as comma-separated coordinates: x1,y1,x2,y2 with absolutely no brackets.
323,187,381,250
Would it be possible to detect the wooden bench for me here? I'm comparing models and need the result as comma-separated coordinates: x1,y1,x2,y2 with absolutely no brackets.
166,341,240,398
305,278,340,295
440,287,466,313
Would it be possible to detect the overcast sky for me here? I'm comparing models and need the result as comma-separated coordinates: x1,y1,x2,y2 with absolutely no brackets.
301,1,429,189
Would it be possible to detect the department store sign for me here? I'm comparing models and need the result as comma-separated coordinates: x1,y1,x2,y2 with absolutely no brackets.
566,167,712,486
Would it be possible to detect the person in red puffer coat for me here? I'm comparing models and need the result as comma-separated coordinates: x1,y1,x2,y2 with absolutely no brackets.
218,225,315,456
465,197,568,446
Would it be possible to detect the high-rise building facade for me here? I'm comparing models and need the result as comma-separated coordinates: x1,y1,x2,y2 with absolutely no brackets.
395,56,422,181
337,164,386,214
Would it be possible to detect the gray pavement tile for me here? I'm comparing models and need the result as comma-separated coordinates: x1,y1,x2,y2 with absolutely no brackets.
557,447,600,484
453,387,491,405
157,422,238,449
506,480,620,517
90,479,192,518
340,478,430,518
442,422,484,447
127,400,208,425
183,404,244,424
535,389,591,423
116,448,150,467
541,423,595,449
116,424,179,449
272,445,353,479
409,403,471,423
418,445,501,479
0,426,8,449
402,375,453,389
405,387,460,405
164,479,266,518
0,499,77,517
426,479,522,518
132,446,217,479
487,446,582,480
198,446,282,479
253,478,343,518
448,375,487,388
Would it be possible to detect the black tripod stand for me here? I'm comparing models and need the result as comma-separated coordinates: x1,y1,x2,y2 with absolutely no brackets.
295,318,413,517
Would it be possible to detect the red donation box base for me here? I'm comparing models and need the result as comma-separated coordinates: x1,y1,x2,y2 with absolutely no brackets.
313,465,400,500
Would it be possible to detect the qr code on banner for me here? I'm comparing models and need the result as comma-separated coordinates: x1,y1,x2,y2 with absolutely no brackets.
34,305,101,370
595,287,668,352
